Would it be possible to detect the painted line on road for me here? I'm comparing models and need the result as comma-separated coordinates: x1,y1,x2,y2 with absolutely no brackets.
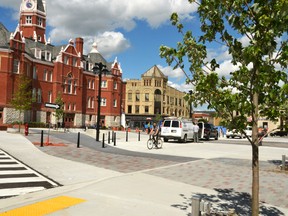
0,196,86,216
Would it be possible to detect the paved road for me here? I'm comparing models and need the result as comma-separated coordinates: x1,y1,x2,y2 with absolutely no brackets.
214,136,288,148
21,129,288,215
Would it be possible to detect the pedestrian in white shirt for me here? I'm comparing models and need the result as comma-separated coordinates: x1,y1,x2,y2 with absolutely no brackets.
193,122,199,142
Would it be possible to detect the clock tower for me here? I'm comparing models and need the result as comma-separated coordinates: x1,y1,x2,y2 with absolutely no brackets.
19,0,47,43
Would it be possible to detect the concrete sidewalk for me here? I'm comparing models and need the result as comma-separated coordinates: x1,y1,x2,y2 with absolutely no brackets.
0,130,287,215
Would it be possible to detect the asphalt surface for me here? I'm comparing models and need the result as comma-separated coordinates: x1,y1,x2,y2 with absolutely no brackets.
0,129,287,216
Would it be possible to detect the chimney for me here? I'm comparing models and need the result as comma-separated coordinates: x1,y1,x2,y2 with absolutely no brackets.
75,37,84,57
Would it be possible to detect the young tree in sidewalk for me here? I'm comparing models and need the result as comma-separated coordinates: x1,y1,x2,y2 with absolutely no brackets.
10,74,35,131
53,92,64,129
160,1,288,215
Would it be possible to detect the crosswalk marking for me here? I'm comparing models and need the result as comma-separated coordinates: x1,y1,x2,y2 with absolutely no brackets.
0,149,60,199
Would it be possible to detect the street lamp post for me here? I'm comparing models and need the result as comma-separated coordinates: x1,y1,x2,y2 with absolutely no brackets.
93,62,108,141
189,90,193,119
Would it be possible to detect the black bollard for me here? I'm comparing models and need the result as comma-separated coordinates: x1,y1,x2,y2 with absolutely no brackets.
114,132,116,146
138,131,140,141
108,131,110,144
102,133,105,148
40,130,44,147
111,131,114,142
126,130,128,142
77,132,80,148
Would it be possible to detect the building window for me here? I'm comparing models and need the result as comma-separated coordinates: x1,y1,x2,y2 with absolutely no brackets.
32,88,36,101
175,98,178,106
87,80,91,89
113,99,117,107
73,58,77,67
74,81,77,94
67,74,73,94
64,56,69,65
33,66,37,79
35,49,41,59
48,91,52,103
145,106,149,113
13,60,19,73
87,97,91,108
26,16,32,24
136,93,140,102
37,89,42,103
135,105,139,114
128,105,132,114
49,71,53,82
113,81,117,89
43,69,47,81
91,80,95,89
101,98,107,106
101,80,107,88
45,51,51,61
145,93,149,102
91,97,94,108
128,93,132,101
37,17,43,26
37,35,41,42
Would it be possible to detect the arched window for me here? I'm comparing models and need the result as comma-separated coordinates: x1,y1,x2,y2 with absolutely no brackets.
88,97,91,108
67,73,73,94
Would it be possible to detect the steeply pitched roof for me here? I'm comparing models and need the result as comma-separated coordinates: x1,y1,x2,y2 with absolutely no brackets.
37,0,45,13
142,65,168,79
0,22,10,48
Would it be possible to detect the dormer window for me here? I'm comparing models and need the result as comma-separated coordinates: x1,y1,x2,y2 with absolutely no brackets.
64,56,69,65
26,16,32,24
34,48,41,59
45,51,51,61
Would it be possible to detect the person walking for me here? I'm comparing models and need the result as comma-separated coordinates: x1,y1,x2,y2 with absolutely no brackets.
193,122,199,142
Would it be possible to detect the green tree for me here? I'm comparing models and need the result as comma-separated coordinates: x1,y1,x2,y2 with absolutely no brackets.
10,75,34,130
54,92,64,129
160,1,288,215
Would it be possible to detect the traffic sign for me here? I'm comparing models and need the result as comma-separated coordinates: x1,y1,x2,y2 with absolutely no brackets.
45,103,61,109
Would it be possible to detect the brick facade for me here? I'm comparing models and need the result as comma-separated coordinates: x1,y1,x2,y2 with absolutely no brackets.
0,0,126,128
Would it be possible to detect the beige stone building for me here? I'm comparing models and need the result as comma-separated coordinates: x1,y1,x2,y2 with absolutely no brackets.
124,65,190,129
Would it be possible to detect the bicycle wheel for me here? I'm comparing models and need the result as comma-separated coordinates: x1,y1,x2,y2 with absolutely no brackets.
147,139,154,150
157,138,163,149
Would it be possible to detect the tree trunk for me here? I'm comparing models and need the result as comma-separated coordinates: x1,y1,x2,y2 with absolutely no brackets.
251,84,259,215
251,142,259,215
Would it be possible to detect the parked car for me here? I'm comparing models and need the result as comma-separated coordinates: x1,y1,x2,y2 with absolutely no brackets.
226,129,245,139
270,130,288,137
244,126,252,137
198,122,218,140
161,118,194,142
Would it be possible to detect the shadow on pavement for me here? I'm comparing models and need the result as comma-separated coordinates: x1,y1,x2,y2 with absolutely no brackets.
171,188,284,216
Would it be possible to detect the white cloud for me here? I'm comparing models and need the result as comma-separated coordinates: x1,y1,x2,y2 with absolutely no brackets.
157,65,185,79
46,0,196,41
215,60,241,77
1,0,197,58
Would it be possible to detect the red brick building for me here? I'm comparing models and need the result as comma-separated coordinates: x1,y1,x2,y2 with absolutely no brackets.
0,0,126,128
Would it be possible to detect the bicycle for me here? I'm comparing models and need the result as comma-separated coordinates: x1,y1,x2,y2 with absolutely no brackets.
147,135,163,150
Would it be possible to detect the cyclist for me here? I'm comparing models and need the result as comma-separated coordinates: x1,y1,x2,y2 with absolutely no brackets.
149,122,160,144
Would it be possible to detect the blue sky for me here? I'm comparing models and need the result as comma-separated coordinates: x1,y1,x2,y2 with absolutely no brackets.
0,0,202,92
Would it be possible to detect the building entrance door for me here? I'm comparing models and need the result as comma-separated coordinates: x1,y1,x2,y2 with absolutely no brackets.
64,113,75,128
